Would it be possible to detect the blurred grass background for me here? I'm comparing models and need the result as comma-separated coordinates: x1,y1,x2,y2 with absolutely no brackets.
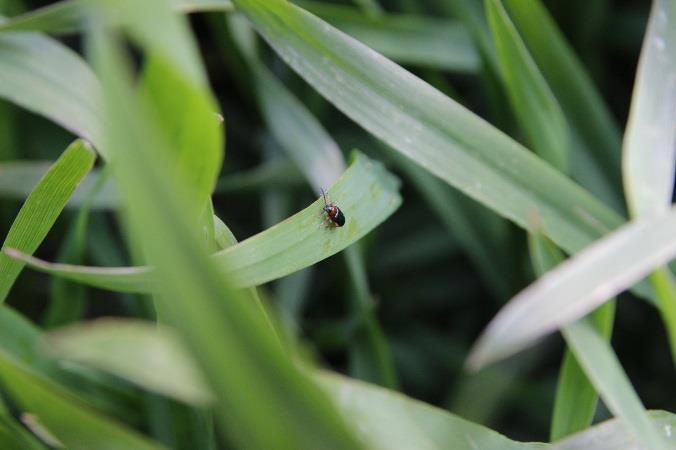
0,0,673,444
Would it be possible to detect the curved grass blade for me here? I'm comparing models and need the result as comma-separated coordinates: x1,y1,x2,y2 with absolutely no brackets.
0,140,95,303
230,0,624,258
45,319,214,406
486,0,568,172
0,161,117,209
7,151,401,292
0,31,103,150
0,350,164,450
90,23,365,449
467,206,676,370
296,1,479,72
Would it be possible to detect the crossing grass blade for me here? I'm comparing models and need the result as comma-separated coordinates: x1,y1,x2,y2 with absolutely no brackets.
0,140,95,303
467,206,676,370
229,0,624,258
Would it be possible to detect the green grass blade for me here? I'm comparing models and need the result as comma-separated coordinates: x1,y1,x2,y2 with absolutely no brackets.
295,1,479,72
0,32,103,149
485,0,568,172
0,140,95,303
0,161,117,209
7,151,401,291
90,19,365,449
622,0,676,218
500,0,623,210
230,0,624,257
46,319,214,405
561,320,669,450
0,415,47,450
0,350,164,450
468,206,676,369
529,233,614,440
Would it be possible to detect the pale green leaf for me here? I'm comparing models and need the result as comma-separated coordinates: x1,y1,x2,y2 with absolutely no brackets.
46,319,214,405
468,206,676,369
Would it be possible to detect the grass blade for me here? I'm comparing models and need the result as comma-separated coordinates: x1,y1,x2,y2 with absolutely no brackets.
0,140,95,303
0,32,103,149
7,151,401,291
622,0,676,218
486,0,568,172
468,206,676,369
561,320,669,450
296,1,479,72
46,319,214,405
0,161,117,209
0,350,164,450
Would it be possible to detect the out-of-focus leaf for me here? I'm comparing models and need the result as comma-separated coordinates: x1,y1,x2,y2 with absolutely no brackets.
0,140,95,303
0,32,103,150
0,350,164,450
296,1,479,72
0,161,117,209
230,0,624,259
0,0,233,35
468,206,676,369
0,415,47,450
90,20,365,449
46,319,214,406
486,0,568,172
8,151,401,291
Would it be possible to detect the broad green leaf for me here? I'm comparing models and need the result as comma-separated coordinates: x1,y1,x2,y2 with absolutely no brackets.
0,140,95,303
230,0,624,259
0,31,103,150
296,1,479,72
562,321,669,450
467,206,676,369
8,151,401,291
90,23,365,450
622,0,676,217
0,350,164,450
0,161,117,209
529,234,613,440
500,0,623,210
46,319,214,405
486,0,568,172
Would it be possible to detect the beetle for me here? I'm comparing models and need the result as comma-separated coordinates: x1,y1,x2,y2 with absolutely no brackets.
320,188,345,227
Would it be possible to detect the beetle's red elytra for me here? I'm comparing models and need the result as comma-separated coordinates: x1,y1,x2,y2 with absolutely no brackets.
321,189,345,227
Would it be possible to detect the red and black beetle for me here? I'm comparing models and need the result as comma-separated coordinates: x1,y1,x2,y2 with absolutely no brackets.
321,188,345,227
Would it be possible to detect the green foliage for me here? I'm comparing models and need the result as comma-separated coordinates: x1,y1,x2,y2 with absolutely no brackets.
0,0,673,448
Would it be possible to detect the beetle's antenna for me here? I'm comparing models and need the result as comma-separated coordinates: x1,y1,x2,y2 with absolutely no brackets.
320,188,328,207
